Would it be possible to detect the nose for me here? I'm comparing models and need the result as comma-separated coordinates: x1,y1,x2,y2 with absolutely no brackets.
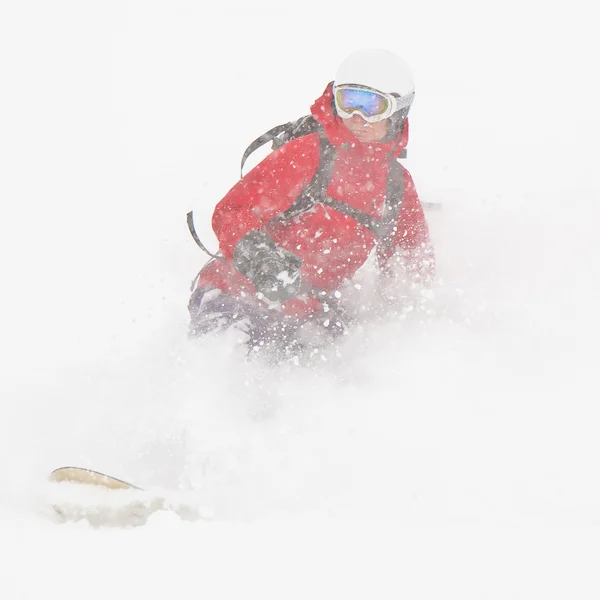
348,113,368,124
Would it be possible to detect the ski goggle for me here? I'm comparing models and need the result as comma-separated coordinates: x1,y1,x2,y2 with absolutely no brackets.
334,84,414,123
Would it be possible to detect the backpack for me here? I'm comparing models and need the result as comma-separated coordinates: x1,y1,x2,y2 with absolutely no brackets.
241,115,407,247
187,114,407,261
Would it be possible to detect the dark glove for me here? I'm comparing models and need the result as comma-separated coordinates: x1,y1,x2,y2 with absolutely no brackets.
233,230,302,302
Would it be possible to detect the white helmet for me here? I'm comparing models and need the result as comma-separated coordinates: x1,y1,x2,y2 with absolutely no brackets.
334,48,415,100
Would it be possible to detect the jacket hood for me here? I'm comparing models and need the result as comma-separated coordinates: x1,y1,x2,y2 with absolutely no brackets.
310,82,409,158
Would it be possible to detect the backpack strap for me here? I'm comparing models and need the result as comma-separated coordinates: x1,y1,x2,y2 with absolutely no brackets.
240,116,322,177
274,134,337,221
379,158,406,248
240,123,291,177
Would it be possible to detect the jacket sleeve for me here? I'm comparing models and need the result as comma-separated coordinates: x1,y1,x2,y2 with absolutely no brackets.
212,135,321,260
377,167,435,281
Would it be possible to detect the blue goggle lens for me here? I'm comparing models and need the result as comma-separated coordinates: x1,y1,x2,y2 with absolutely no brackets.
335,87,390,117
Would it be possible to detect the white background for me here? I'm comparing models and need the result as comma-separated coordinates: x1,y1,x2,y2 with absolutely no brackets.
1,1,599,598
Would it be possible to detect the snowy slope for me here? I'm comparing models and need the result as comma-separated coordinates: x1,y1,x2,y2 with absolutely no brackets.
1,1,599,598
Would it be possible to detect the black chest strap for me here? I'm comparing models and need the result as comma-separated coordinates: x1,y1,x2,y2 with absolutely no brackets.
271,135,405,249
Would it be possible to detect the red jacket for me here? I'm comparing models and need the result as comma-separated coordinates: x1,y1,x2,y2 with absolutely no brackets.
195,83,433,317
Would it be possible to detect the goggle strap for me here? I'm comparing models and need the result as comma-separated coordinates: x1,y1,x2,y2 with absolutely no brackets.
393,90,415,111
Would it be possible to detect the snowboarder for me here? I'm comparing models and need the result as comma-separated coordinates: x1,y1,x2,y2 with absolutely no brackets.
188,48,434,355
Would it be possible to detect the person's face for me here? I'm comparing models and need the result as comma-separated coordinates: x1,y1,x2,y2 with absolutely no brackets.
341,113,389,143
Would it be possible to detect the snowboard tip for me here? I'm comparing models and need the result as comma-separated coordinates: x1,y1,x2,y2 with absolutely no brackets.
50,466,139,490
